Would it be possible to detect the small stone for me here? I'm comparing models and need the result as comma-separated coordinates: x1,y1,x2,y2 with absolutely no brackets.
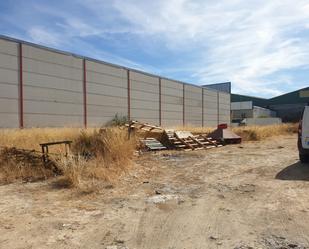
106,246,118,249
114,239,125,244
155,190,162,195
288,243,298,248
209,236,218,240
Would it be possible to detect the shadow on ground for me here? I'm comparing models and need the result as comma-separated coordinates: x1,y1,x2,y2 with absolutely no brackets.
276,161,309,181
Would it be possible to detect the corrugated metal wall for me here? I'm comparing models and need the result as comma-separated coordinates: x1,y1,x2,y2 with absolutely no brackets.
0,37,231,128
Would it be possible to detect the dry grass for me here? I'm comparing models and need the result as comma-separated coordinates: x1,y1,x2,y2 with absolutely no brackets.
169,123,298,141
0,123,298,187
0,147,55,184
0,127,136,190
232,123,298,141
58,127,136,190
0,128,90,152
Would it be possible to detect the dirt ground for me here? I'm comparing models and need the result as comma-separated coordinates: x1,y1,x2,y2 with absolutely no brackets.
1,134,309,249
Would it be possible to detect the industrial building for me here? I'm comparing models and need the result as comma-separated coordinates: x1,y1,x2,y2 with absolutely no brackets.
203,82,231,94
231,101,276,120
0,35,231,128
232,87,309,122
231,101,280,126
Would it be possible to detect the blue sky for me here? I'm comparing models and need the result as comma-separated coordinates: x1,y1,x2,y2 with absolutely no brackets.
0,0,308,98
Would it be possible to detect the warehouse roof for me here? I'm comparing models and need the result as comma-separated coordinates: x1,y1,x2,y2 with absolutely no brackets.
232,86,309,107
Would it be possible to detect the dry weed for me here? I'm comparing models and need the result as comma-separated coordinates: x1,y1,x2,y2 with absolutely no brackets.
168,123,298,141
232,123,298,141
0,147,55,184
0,127,136,190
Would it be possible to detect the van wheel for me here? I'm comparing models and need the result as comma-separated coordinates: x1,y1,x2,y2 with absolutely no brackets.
300,154,309,163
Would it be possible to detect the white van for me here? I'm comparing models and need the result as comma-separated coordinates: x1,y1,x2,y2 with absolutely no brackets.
298,106,309,163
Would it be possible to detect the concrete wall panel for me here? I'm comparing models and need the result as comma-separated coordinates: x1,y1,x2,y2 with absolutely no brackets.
161,79,183,127
0,39,19,128
25,114,83,127
87,94,127,107
0,37,231,128
24,86,83,104
203,89,218,127
0,68,18,85
24,72,83,92
23,45,82,69
23,58,82,80
0,39,18,55
87,83,127,98
86,61,128,126
130,71,159,124
185,85,202,126
22,45,84,127
0,53,18,70
218,92,231,124
87,71,126,88
87,61,125,77
130,71,158,85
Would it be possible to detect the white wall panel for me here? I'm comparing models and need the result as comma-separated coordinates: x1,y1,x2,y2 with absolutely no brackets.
218,92,231,124
25,114,83,127
24,72,83,92
22,44,84,127
161,79,183,127
23,45,82,69
203,89,218,127
130,71,159,124
87,61,125,77
185,85,202,126
86,61,127,126
0,39,19,128
87,94,127,107
0,37,231,128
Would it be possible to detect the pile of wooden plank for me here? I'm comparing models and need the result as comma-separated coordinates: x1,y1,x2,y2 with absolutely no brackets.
126,120,164,132
164,130,222,151
140,138,167,151
125,120,225,151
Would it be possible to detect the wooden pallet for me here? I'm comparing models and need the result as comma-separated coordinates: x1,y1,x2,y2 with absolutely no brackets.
164,130,222,151
140,138,167,151
126,120,164,132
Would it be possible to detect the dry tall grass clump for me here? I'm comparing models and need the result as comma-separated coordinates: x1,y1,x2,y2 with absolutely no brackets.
0,147,56,184
56,127,135,191
232,123,298,141
169,123,298,141
0,127,136,189
0,128,85,152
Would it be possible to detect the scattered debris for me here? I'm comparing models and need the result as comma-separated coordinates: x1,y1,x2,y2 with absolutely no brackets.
126,120,164,132
140,138,167,151
234,235,309,249
207,123,242,144
209,235,219,240
0,146,60,176
146,194,182,204
164,129,222,151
